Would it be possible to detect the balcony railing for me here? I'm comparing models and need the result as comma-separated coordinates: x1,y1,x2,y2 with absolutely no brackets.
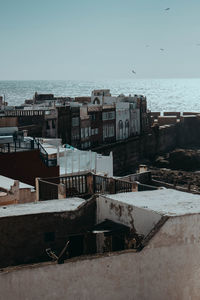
37,172,136,201
0,137,57,167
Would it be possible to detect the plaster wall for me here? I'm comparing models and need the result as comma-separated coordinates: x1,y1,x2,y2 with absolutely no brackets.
96,152,113,177
97,195,162,236
130,108,140,135
1,215,200,299
116,102,130,140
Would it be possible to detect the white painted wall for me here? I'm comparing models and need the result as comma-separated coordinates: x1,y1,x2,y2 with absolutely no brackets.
59,149,113,177
130,108,140,135
115,102,130,140
1,215,200,300
97,195,162,236
96,152,113,177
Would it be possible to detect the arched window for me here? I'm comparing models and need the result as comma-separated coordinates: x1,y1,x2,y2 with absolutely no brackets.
118,120,123,140
125,119,129,138
93,97,100,104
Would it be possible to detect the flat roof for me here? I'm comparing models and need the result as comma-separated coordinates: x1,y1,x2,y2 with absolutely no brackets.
0,175,34,190
105,189,200,216
0,198,85,218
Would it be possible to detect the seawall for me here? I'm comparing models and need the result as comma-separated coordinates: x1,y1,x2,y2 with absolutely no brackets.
92,115,200,176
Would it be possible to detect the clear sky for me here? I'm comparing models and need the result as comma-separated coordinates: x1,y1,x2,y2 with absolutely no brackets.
1,0,200,80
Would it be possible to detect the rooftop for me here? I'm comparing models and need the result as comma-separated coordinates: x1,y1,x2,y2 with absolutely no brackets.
105,189,200,216
0,175,34,191
0,198,85,218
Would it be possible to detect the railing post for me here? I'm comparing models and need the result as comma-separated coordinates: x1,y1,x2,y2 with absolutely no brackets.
132,181,138,192
35,177,40,202
109,177,116,194
58,183,66,199
87,173,94,195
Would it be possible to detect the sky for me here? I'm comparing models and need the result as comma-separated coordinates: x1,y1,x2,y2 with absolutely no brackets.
1,0,200,80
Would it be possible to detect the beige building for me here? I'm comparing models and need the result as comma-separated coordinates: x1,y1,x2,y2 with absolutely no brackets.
0,189,200,299
0,175,36,205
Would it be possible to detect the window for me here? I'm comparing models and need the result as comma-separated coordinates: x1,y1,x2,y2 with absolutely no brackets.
81,128,85,138
119,120,123,140
102,112,108,120
44,232,55,242
95,128,98,134
52,119,56,129
91,129,95,135
72,117,79,127
90,114,96,121
46,120,50,130
108,111,115,120
85,127,88,137
109,125,114,137
125,119,129,138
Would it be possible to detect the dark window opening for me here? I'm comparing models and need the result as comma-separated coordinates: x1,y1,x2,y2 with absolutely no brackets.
112,234,125,251
52,119,56,129
68,235,84,258
44,232,55,242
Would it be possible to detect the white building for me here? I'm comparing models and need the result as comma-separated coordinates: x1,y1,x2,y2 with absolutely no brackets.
39,138,113,177
115,102,130,140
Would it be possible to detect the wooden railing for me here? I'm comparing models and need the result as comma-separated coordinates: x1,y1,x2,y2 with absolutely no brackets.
37,173,136,201
38,179,58,201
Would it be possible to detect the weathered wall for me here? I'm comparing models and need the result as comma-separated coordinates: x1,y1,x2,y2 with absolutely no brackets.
93,115,200,176
93,124,177,175
0,150,59,186
97,195,162,236
1,214,200,300
0,198,96,268
0,188,35,206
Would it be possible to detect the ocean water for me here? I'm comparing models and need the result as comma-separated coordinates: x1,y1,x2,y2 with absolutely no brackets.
0,78,200,112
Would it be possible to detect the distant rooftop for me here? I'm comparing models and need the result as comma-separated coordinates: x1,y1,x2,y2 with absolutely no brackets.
105,189,200,216
0,175,34,191
0,198,85,218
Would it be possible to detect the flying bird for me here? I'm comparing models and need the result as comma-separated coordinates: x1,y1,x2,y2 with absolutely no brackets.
132,70,136,74
164,8,170,11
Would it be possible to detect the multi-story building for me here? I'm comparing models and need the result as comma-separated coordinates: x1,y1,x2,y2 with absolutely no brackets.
45,109,58,138
102,105,116,143
70,106,80,148
57,106,71,144
91,89,112,105
115,102,130,140
88,106,103,147
80,107,91,149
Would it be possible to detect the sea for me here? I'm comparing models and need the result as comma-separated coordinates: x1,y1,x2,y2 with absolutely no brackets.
0,78,200,112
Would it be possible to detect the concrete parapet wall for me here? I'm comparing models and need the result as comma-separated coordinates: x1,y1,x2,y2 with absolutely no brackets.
1,215,200,300
158,116,177,126
164,112,181,117
183,112,199,115
93,114,200,176
151,112,160,118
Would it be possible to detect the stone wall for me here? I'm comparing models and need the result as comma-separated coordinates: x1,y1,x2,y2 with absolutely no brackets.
92,115,200,176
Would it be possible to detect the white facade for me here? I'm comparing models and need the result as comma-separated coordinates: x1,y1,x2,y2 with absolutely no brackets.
38,138,113,176
59,149,113,177
130,106,140,136
116,102,130,140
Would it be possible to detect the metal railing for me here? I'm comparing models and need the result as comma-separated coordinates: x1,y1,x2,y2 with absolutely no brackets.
0,137,57,167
